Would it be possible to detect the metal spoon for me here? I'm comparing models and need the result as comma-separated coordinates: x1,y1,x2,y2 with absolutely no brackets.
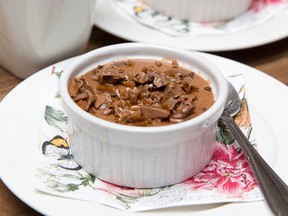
219,83,288,216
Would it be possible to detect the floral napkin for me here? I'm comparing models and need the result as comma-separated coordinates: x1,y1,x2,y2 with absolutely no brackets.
111,0,288,36
34,65,262,212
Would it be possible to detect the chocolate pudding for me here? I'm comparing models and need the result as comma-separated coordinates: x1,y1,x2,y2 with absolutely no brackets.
68,58,214,126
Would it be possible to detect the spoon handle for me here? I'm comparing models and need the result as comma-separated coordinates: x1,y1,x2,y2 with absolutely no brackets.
221,113,288,216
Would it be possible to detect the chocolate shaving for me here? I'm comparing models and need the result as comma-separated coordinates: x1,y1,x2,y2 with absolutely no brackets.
152,72,168,88
140,106,170,119
204,87,212,91
98,64,126,84
133,72,150,84
73,91,88,102
69,78,83,97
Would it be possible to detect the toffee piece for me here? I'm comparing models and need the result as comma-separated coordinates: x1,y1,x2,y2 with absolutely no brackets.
69,59,214,126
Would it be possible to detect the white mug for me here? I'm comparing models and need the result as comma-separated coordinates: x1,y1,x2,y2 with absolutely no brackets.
0,0,95,79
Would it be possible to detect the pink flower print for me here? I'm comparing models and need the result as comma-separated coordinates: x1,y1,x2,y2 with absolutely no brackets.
250,0,285,12
185,142,257,196
51,66,56,75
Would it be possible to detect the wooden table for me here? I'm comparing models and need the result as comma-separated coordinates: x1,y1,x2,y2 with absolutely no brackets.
0,26,288,215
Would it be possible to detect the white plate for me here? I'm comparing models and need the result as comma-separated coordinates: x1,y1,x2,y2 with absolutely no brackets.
1,53,288,216
94,0,288,51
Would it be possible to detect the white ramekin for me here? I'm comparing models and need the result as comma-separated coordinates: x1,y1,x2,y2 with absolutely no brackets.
144,0,252,22
60,43,228,188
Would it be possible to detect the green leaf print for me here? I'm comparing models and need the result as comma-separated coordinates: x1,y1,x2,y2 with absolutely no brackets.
67,183,79,191
54,71,62,79
54,91,60,99
216,122,235,145
85,174,96,184
44,105,68,132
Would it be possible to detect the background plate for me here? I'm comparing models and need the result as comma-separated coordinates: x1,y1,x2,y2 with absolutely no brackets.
94,0,288,51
